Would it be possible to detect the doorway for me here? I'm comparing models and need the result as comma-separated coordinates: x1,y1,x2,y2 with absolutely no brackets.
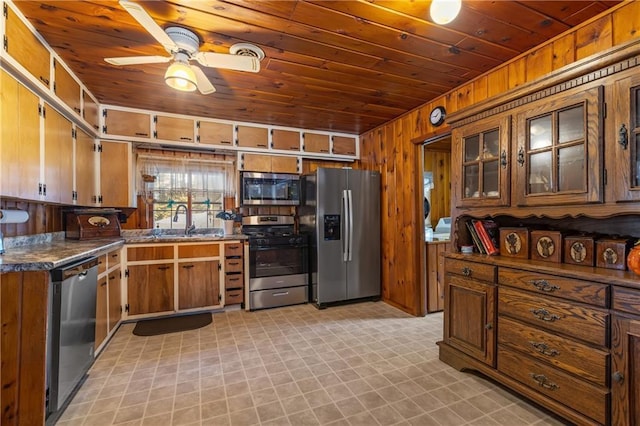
422,134,452,239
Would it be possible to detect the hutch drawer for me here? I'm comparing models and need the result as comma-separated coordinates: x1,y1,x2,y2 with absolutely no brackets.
445,258,496,282
498,267,608,307
612,286,640,315
498,347,609,425
498,316,609,387
498,286,609,347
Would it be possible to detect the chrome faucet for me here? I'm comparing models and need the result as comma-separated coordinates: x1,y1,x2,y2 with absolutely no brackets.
185,223,196,236
173,204,188,222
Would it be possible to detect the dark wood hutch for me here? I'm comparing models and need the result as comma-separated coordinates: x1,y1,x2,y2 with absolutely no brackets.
439,39,640,425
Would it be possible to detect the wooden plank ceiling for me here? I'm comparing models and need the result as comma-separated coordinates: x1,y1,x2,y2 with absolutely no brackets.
13,0,620,134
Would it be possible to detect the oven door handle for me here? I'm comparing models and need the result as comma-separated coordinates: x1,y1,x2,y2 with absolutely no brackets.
249,245,308,251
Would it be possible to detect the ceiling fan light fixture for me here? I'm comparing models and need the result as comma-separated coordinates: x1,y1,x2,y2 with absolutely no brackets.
164,61,197,92
430,0,461,25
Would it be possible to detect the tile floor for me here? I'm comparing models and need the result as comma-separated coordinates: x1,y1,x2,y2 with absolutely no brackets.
55,302,566,426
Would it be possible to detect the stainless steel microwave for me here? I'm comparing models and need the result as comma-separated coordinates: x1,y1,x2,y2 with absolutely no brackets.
240,172,301,206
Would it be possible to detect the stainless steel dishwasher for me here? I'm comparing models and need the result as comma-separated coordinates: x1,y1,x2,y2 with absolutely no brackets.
47,256,99,419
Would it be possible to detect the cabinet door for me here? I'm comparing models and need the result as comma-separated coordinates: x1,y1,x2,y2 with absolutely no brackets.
1,70,41,200
272,129,300,151
75,128,96,206
453,115,510,207
53,59,81,115
303,133,330,154
95,276,108,351
271,156,299,173
44,104,73,203
241,153,272,172
444,273,496,366
155,115,194,142
198,121,234,146
332,136,357,156
612,73,640,202
611,314,640,425
514,86,603,206
103,109,150,138
4,4,50,89
178,261,220,309
83,91,100,132
127,264,174,315
108,268,121,332
237,125,269,149
99,140,133,207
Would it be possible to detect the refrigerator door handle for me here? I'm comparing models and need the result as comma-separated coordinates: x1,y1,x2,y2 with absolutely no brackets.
347,189,353,261
342,189,349,262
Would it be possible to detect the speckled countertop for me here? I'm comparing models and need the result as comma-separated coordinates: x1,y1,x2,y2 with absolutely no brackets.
0,230,248,273
0,232,124,272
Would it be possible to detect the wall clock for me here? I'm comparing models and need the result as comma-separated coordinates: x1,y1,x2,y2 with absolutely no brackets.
430,106,446,127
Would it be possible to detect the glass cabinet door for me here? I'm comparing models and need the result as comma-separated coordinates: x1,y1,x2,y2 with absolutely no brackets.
514,86,603,206
454,115,510,207
612,73,640,202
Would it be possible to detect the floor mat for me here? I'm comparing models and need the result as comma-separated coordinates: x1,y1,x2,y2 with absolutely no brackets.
132,313,212,336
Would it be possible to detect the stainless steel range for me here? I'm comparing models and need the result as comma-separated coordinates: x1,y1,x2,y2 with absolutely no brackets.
242,215,309,310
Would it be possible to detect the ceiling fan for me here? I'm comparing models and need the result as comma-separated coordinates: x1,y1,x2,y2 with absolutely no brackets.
104,0,265,94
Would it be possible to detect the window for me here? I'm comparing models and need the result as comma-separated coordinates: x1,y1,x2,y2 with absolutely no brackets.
137,151,236,230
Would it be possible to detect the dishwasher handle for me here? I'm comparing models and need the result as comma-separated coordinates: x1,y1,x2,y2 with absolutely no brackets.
51,257,99,282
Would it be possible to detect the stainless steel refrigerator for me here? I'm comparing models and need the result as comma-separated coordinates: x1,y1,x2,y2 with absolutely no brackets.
300,168,381,307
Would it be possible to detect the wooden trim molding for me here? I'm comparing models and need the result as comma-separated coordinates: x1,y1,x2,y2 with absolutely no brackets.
448,37,640,126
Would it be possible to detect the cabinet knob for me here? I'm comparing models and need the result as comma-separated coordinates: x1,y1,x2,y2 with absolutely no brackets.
461,267,472,277
485,323,492,330
612,371,624,383
500,150,507,168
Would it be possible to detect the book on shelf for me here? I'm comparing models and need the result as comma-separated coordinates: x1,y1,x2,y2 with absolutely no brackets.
473,219,499,255
466,221,485,254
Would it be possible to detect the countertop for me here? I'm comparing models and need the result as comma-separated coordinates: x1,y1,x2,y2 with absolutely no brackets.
0,231,248,273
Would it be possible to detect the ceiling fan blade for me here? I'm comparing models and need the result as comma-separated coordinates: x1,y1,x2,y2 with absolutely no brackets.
119,0,177,53
195,52,260,73
105,55,171,66
191,65,216,94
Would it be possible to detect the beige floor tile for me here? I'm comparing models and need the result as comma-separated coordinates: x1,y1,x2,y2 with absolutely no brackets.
55,303,559,426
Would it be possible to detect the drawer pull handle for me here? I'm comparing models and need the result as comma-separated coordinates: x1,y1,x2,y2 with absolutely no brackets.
529,373,559,391
182,265,194,269
612,371,624,383
530,279,560,292
461,267,472,277
272,291,289,297
529,341,560,357
530,308,560,322
157,266,171,270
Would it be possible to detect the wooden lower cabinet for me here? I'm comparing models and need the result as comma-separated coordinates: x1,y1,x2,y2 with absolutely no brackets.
443,258,496,366
96,249,123,351
611,285,640,425
439,253,622,425
178,260,220,309
127,263,174,315
108,267,122,331
95,275,108,350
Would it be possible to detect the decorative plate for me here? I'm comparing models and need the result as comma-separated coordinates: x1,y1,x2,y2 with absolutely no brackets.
88,216,110,228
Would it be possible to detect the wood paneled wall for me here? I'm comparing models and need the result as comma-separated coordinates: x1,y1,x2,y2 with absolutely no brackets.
359,1,640,316
0,200,63,238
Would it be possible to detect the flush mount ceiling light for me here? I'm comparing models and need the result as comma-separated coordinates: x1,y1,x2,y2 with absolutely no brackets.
430,0,462,25
164,59,197,92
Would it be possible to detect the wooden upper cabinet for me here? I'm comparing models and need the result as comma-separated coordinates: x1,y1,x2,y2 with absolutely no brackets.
514,85,603,206
272,129,300,151
237,125,268,149
3,4,50,89
44,104,73,204
75,128,96,206
103,108,150,138
240,153,299,174
454,115,511,208
83,91,99,132
99,140,133,207
1,70,41,200
198,121,233,146
303,132,330,154
612,72,640,202
53,59,81,115
155,115,194,142
332,136,357,156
